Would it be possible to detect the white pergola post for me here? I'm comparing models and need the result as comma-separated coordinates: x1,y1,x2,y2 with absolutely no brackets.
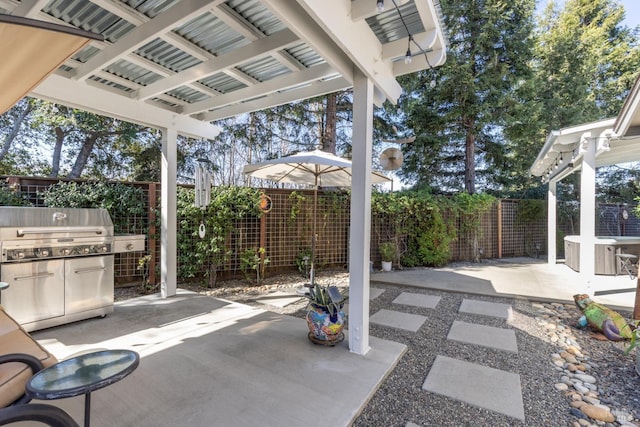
579,133,596,279
348,69,373,355
161,127,178,298
547,180,557,265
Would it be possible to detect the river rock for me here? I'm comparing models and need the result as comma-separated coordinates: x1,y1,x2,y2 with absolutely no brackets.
580,404,615,422
574,374,596,384
574,383,589,394
561,351,579,364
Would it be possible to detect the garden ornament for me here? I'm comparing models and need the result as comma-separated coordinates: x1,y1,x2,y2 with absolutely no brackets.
573,294,634,341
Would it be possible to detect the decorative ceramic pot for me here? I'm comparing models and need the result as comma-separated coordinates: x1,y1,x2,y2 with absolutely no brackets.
381,261,392,271
306,303,345,345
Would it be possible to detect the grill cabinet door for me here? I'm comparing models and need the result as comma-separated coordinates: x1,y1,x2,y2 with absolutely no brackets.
1,259,65,324
65,255,114,314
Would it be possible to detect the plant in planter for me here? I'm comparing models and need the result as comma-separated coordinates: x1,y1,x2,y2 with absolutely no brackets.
379,242,397,271
305,284,347,345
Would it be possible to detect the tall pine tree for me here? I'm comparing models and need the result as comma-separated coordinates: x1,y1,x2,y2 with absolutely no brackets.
396,0,536,194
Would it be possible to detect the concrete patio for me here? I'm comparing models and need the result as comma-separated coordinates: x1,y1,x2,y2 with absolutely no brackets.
371,257,637,311
28,258,637,426
31,291,406,427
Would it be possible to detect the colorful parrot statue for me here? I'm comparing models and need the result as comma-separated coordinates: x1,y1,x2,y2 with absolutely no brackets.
573,294,634,341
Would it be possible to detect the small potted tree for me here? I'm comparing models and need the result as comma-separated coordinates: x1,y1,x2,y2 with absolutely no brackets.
305,284,347,346
379,242,397,272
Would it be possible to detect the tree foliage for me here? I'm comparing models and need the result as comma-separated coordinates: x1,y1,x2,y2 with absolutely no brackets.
395,0,536,194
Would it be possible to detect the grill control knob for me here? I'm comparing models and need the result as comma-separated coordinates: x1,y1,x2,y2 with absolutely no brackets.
36,249,50,257
80,246,91,254
13,251,25,260
60,248,72,256
96,245,108,253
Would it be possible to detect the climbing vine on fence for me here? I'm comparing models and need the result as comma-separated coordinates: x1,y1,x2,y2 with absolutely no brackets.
176,185,262,287
372,190,496,267
452,192,495,261
39,181,146,234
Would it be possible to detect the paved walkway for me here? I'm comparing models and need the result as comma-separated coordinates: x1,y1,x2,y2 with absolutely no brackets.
30,258,636,426
369,257,637,425
369,288,524,422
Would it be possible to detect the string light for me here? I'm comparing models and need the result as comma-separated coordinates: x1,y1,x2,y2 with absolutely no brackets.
391,0,433,69
404,37,412,64
376,0,384,13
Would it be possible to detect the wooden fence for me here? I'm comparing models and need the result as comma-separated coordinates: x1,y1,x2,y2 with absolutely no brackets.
3,176,635,286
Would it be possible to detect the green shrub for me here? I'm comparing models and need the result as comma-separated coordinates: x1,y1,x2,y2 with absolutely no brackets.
40,181,146,234
0,186,32,206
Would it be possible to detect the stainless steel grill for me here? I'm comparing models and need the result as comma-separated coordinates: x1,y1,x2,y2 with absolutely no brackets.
0,206,143,332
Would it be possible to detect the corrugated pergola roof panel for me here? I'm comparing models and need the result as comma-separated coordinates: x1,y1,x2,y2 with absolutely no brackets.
1,0,448,138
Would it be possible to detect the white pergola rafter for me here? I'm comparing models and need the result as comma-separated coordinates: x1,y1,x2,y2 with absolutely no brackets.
288,0,402,105
72,0,222,81
31,73,220,139
136,28,300,101
186,63,337,115
215,3,304,72
199,76,351,122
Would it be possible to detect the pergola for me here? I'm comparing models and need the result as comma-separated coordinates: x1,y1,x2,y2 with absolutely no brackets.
530,75,640,280
0,0,447,355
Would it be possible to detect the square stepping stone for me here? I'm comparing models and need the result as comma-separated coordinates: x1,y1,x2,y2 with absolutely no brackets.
447,320,518,353
255,292,303,308
423,355,524,421
370,309,427,332
393,292,440,309
369,287,385,300
459,299,512,320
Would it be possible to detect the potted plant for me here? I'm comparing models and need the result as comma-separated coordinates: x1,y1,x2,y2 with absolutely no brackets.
305,284,347,345
379,242,397,272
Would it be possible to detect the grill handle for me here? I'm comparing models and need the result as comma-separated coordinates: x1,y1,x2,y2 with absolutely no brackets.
13,272,55,281
17,227,105,237
74,266,107,274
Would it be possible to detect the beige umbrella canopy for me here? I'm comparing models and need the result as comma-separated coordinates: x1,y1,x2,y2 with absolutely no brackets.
0,14,104,114
244,149,390,284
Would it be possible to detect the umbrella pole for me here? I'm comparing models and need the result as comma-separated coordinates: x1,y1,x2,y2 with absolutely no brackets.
310,174,318,286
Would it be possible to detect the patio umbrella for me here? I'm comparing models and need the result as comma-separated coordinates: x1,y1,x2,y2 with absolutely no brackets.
243,149,390,285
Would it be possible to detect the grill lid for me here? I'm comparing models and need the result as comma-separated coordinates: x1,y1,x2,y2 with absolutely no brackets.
0,207,114,241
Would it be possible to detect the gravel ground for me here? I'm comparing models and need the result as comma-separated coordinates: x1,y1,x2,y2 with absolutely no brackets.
115,268,640,427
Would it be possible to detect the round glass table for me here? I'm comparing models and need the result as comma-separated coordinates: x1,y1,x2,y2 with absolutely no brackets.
26,349,139,427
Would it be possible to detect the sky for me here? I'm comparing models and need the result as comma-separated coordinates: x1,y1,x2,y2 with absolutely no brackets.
619,0,640,28
539,0,640,28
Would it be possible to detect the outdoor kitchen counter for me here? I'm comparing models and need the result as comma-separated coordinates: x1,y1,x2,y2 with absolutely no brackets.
112,234,145,253
564,235,640,274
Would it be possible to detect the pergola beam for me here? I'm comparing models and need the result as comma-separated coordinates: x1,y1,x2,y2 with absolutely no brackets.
199,77,350,121
293,0,402,105
32,74,219,139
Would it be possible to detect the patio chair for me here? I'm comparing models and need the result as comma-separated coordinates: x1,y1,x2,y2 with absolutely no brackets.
0,305,58,406
616,253,638,279
0,403,79,427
